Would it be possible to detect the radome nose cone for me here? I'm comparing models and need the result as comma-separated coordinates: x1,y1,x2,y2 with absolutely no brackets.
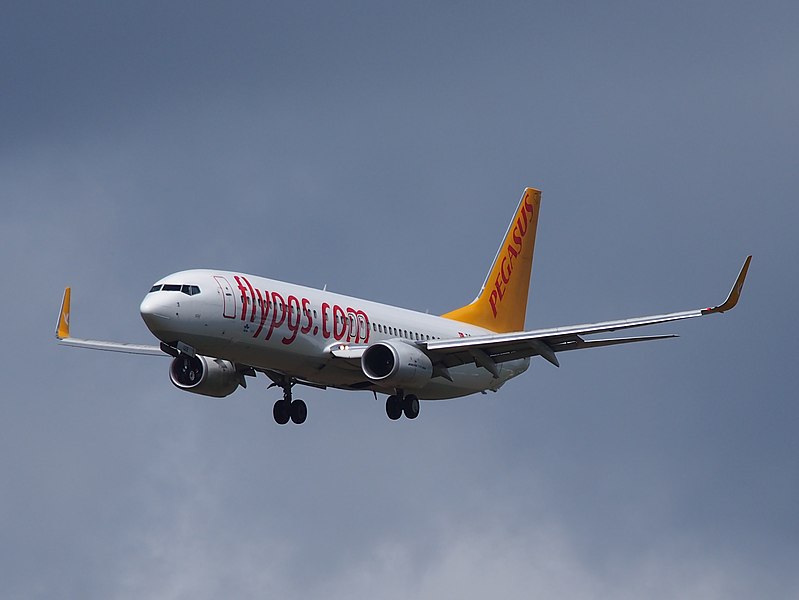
139,295,171,332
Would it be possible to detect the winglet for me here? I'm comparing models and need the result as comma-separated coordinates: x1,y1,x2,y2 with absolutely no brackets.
701,255,752,315
56,287,71,339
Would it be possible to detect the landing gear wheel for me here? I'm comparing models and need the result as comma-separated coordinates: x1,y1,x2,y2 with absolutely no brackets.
386,395,402,420
403,394,420,420
273,399,290,425
290,399,307,424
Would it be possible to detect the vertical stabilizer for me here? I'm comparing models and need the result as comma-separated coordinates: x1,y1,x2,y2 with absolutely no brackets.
442,188,541,333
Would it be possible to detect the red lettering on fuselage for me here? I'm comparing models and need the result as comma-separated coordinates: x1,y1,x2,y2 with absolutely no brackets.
282,295,302,345
322,302,331,338
333,304,346,341
347,308,370,344
300,298,313,334
229,274,372,347
243,276,257,322
265,291,286,340
234,276,249,321
253,287,268,337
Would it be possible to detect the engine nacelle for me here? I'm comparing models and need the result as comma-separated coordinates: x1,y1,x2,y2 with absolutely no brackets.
169,354,240,398
361,341,433,390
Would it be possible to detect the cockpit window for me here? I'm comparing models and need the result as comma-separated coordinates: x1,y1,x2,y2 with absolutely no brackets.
153,283,201,295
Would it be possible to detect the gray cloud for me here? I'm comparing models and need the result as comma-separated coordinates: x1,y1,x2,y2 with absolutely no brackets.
2,1,797,598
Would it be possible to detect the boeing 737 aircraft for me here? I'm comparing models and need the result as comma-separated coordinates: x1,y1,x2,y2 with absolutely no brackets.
56,188,751,424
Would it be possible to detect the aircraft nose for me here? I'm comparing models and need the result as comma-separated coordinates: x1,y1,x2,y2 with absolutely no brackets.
139,294,172,333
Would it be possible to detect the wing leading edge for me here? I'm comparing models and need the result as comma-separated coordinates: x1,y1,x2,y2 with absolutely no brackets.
55,287,164,356
425,256,752,374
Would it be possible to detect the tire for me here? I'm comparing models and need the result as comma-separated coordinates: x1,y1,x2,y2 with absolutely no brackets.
386,395,402,420
290,399,307,425
403,394,420,419
273,399,290,425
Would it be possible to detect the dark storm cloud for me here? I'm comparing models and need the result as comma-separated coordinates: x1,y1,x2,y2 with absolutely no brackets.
1,1,798,598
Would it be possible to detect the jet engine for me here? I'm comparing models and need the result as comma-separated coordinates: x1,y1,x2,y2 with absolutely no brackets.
169,354,240,398
361,341,433,389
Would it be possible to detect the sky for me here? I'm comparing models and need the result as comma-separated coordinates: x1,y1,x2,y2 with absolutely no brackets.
1,1,798,598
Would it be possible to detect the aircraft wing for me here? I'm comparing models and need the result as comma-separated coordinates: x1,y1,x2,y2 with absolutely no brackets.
422,256,751,375
55,287,165,356
58,337,165,355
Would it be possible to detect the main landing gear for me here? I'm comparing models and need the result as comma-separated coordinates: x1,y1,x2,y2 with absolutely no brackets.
270,379,421,424
385,392,420,421
273,380,307,425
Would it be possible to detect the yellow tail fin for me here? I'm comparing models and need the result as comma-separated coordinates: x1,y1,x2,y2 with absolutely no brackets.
442,188,541,333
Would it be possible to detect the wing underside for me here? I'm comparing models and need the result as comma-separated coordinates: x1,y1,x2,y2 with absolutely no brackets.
419,255,752,374
58,337,164,355
55,287,164,356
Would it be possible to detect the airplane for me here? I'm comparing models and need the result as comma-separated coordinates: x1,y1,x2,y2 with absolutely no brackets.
55,188,751,425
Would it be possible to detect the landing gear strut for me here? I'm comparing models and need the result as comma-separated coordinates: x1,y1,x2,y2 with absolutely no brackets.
386,392,420,421
273,379,307,425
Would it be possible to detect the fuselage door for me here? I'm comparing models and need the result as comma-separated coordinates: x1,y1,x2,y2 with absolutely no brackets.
214,276,237,319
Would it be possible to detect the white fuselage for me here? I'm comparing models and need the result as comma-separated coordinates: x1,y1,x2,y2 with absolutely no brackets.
139,269,530,399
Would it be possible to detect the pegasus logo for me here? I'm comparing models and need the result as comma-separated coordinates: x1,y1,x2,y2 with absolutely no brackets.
488,193,536,318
